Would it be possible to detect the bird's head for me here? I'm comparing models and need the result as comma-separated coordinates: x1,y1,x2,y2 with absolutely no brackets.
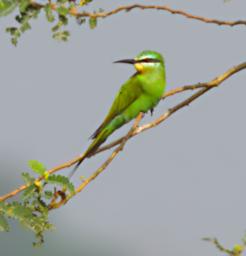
114,50,164,73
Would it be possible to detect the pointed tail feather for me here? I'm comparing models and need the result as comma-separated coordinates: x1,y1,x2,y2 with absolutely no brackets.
69,127,111,179
68,152,87,179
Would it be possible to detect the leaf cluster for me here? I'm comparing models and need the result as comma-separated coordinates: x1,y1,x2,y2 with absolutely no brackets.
0,160,75,246
1,0,100,45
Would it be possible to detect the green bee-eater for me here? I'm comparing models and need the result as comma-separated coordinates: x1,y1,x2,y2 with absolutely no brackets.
71,50,166,176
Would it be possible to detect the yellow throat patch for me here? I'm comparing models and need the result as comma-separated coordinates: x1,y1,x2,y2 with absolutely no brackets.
134,63,144,73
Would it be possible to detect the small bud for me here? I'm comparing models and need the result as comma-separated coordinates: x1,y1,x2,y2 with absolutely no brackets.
44,171,49,180
69,7,78,16
50,3,56,10
233,244,244,254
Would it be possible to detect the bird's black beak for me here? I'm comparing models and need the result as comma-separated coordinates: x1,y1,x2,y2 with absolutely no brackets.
113,59,136,65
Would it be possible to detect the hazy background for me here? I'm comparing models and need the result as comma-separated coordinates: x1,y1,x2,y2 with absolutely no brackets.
1,1,246,255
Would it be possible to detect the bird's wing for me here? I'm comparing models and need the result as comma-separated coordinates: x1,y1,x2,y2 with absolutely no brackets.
91,74,142,139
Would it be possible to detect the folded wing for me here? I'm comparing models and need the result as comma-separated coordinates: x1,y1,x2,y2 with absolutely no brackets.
91,74,142,139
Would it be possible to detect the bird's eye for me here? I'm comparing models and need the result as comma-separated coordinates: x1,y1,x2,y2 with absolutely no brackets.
142,58,154,63
138,58,160,63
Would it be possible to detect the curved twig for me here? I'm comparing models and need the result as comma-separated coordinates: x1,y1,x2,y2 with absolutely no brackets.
30,2,246,27
77,4,246,27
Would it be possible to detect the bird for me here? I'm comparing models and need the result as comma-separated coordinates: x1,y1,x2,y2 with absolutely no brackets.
70,50,166,177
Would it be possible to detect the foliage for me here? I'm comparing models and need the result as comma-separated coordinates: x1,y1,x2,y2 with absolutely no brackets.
0,0,17,17
204,237,246,256
0,160,75,246
0,0,239,46
2,0,98,45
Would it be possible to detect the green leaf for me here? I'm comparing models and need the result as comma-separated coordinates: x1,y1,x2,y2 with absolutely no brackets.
79,0,92,6
20,21,31,32
0,214,9,232
47,174,75,193
58,14,68,25
21,184,36,201
44,4,55,22
6,26,17,35
19,0,29,13
44,191,53,199
21,172,35,184
0,201,54,246
89,17,97,29
0,0,17,17
52,30,70,42
57,0,67,3
28,160,46,175
11,37,18,46
57,6,68,16
52,23,61,32
12,202,33,219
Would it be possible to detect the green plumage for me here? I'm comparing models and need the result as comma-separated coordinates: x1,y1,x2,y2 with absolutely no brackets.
71,50,166,176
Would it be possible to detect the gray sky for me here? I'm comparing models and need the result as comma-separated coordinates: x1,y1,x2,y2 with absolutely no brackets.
1,1,246,256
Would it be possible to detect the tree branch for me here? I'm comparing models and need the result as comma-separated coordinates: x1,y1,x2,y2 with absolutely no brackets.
0,61,246,202
76,4,246,27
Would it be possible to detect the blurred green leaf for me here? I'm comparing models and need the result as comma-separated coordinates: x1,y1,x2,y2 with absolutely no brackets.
47,174,75,193
28,160,46,175
52,30,70,41
0,214,9,232
44,4,55,22
57,6,68,16
0,0,17,17
20,21,31,32
21,172,35,184
19,0,29,13
89,17,97,29
44,190,53,199
21,184,36,201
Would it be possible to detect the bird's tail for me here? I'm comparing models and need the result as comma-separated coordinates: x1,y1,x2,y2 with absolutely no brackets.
68,152,87,179
68,127,112,179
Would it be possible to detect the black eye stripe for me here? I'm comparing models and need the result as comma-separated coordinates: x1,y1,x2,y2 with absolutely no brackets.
136,58,160,63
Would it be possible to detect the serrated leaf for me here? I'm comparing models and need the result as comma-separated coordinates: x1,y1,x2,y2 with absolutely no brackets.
47,174,75,193
12,202,33,219
89,17,97,29
0,201,54,246
21,184,36,201
28,160,46,175
21,172,35,184
0,214,9,232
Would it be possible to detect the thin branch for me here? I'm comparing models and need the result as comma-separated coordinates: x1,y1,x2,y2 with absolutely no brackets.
203,238,234,255
76,4,246,27
30,2,246,27
0,62,246,202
